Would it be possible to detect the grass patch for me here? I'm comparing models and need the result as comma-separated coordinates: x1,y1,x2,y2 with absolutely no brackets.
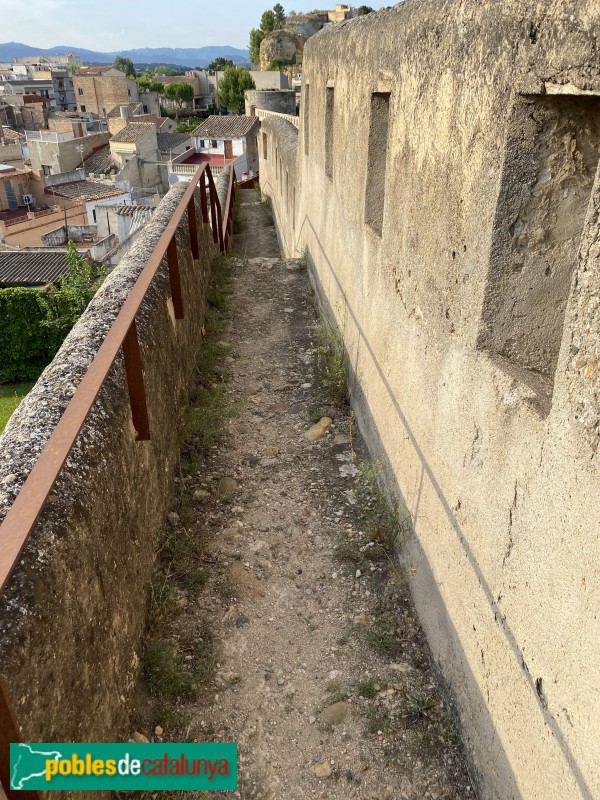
333,534,370,573
363,707,392,737
256,190,274,226
310,316,348,406
0,382,33,433
232,206,248,234
186,384,242,452
160,526,210,591
354,462,412,559
357,678,379,699
365,618,404,658
144,619,215,701
142,253,237,709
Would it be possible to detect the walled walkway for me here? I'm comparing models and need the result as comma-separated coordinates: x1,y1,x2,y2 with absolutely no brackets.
148,189,475,799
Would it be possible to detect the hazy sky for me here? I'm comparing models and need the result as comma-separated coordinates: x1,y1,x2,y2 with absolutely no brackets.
0,0,349,51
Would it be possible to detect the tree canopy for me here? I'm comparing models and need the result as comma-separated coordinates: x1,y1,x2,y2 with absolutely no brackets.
357,5,375,14
207,57,235,72
249,4,287,65
113,56,136,78
217,66,255,115
163,82,195,117
154,65,184,76
137,72,164,93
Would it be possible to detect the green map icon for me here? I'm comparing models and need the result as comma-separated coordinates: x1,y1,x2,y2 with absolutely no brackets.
11,744,63,790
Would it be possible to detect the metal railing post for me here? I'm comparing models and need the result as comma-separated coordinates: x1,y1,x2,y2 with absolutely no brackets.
167,236,184,320
187,195,200,261
122,319,151,441
0,677,43,800
199,170,209,225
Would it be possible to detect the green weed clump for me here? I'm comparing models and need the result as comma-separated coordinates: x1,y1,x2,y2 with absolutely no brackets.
310,316,348,405
354,462,412,559
256,190,275,226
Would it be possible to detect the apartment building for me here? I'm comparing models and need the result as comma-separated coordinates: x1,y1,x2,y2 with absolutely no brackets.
73,67,139,117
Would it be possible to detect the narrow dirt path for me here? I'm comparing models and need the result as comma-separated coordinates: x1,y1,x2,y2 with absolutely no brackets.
149,189,475,799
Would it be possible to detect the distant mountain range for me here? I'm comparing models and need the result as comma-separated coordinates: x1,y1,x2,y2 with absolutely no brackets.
0,42,250,68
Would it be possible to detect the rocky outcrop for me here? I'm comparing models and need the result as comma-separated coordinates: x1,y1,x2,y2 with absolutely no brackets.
259,29,304,71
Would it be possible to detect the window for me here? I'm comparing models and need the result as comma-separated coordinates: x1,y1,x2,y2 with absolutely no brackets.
143,104,148,113
303,84,310,156
211,139,217,149
78,87,83,95
364,92,391,236
263,132,268,160
92,209,97,222
42,165,51,176
325,87,334,180
80,105,86,112
477,94,600,411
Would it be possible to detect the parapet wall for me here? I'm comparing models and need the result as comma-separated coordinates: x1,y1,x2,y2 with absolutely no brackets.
259,2,600,798
0,179,220,793
245,89,297,117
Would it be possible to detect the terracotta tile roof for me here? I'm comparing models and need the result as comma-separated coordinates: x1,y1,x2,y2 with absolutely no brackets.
82,144,113,175
116,204,154,216
157,132,192,152
0,127,21,143
0,251,69,287
76,66,113,75
45,180,126,201
110,123,156,143
192,115,259,139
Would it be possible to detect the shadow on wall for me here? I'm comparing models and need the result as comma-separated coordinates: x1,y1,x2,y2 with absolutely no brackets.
300,212,594,800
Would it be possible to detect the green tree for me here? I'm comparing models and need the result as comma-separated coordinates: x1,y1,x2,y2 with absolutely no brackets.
207,57,235,72
163,82,195,117
261,10,276,33
176,117,203,133
40,243,106,345
357,5,375,14
268,59,293,71
113,56,136,78
249,28,265,65
249,5,287,65
154,65,183,76
217,66,255,115
273,3,286,27
137,72,164,93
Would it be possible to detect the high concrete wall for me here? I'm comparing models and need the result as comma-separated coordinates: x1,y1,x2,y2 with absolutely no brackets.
258,2,600,798
0,179,223,799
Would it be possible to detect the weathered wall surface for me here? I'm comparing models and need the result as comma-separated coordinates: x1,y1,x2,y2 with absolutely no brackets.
260,29,303,71
29,132,110,175
0,178,221,798
259,2,600,798
0,205,88,248
245,89,297,116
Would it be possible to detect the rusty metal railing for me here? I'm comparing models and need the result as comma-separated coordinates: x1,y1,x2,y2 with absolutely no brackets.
0,163,235,800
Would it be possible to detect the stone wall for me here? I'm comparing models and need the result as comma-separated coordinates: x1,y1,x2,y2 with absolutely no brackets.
258,2,600,798
72,75,139,117
0,178,223,798
245,89,297,116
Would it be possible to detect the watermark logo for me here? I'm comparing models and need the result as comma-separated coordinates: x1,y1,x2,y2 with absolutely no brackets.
10,743,237,791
